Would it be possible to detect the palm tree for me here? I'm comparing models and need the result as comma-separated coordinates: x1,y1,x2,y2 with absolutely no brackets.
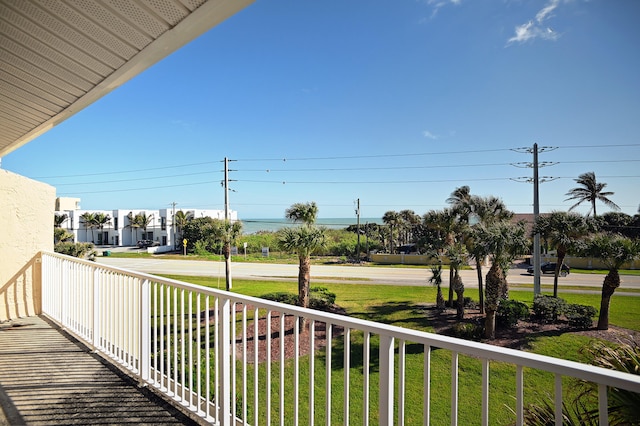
279,202,326,309
447,242,468,319
136,212,154,240
580,233,640,330
80,212,97,243
220,220,243,291
285,202,318,225
173,210,194,247
476,220,529,339
423,208,462,306
94,213,111,244
565,171,620,217
446,185,473,222
382,210,401,253
466,196,514,313
532,211,593,297
125,212,140,243
398,209,420,247
54,213,68,228
279,226,326,309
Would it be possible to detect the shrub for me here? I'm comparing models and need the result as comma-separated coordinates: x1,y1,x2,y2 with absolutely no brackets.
497,299,530,328
261,292,298,305
309,286,336,310
564,304,597,329
532,295,566,323
260,287,337,312
450,322,483,341
193,240,211,256
54,242,95,260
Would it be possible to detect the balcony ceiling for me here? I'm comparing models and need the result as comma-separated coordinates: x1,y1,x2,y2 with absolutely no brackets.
0,0,253,157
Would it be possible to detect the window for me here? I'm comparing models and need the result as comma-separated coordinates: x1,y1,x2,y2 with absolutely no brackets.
114,217,118,230
161,217,166,230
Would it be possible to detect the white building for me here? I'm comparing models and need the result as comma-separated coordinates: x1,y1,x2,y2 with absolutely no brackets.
55,198,237,248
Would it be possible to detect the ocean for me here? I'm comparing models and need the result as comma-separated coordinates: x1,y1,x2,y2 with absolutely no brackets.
239,218,383,234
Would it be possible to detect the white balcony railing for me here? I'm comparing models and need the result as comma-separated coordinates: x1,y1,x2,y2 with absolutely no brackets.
40,251,640,425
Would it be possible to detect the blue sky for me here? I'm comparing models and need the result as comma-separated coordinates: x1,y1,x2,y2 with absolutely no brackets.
4,0,640,219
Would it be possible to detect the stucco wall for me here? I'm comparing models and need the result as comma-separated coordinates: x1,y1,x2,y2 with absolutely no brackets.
0,170,55,321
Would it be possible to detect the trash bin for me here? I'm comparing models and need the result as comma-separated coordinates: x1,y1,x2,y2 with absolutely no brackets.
103,250,111,256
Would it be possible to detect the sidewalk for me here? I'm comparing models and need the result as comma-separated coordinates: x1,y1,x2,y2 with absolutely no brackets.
0,316,198,425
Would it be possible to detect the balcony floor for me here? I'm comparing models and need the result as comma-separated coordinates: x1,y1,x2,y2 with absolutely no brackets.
0,316,197,425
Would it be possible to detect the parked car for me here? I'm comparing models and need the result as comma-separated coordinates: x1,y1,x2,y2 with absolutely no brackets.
527,261,570,277
137,239,160,248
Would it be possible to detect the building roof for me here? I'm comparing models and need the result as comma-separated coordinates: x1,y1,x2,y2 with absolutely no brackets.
0,0,253,158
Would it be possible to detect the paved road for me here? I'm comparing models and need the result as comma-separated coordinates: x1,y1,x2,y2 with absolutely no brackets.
96,257,640,291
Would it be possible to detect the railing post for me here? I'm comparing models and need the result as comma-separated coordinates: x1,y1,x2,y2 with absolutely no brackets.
379,334,394,426
218,297,232,426
140,278,151,383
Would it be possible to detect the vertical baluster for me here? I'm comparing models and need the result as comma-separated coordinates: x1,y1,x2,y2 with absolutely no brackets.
481,359,489,426
325,322,332,426
554,374,562,426
309,319,315,426
451,351,458,426
266,310,272,426
181,288,186,402
140,279,150,383
344,328,351,426
294,315,300,426
398,339,406,426
424,344,431,426
280,312,285,426
242,305,247,423
232,302,237,421
516,365,524,426
364,332,370,426
196,292,202,415
214,297,219,422
598,383,609,426
379,334,395,426
254,307,259,425
205,294,211,421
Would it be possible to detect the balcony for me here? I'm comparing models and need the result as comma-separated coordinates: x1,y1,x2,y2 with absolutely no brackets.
3,251,639,425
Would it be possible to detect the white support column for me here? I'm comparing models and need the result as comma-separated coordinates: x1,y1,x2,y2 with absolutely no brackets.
92,268,100,349
379,334,395,426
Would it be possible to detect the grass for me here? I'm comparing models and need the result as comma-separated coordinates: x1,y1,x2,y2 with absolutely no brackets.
157,274,639,424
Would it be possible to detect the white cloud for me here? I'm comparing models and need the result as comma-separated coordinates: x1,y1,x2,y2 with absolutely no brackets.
423,130,439,140
425,0,462,19
507,0,563,45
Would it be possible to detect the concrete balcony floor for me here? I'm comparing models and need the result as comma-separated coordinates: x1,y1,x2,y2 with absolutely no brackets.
0,316,197,426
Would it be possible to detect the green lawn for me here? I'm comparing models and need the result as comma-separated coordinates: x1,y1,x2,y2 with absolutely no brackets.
158,274,639,425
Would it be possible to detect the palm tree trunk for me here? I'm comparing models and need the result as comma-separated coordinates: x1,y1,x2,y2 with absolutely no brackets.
554,248,567,298
453,272,464,319
597,270,620,330
448,267,454,307
476,259,484,314
298,256,311,309
485,310,496,339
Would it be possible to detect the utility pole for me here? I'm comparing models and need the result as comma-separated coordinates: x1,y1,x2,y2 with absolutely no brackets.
222,157,236,291
355,199,361,263
512,144,557,296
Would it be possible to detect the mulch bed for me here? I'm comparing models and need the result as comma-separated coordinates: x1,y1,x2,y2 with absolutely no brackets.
203,304,638,364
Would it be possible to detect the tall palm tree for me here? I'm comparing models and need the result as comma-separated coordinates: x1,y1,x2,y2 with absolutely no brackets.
476,221,529,339
94,213,111,244
447,185,473,222
279,202,326,309
565,171,620,217
580,233,640,330
532,211,593,297
285,202,318,225
428,262,445,310
423,208,461,306
79,212,97,243
382,210,401,253
398,209,420,247
466,196,513,313
125,212,140,243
